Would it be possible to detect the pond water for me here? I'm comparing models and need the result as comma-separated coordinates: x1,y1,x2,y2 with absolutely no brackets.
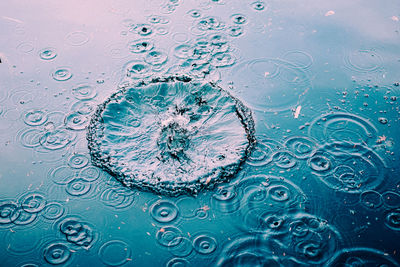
0,0,400,266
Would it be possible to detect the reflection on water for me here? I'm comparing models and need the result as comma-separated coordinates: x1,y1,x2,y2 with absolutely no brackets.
0,0,400,265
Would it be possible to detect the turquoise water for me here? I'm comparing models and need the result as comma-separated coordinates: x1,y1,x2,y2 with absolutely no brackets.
0,0,400,266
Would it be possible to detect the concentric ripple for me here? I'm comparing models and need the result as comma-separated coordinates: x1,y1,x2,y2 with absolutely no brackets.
326,247,399,266
87,76,255,196
150,200,179,223
43,242,71,265
216,235,280,266
308,142,386,193
308,112,378,145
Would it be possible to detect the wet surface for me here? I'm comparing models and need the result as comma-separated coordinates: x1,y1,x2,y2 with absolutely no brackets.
0,0,400,266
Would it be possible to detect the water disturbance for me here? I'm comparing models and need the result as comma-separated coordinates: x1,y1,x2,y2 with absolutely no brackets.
87,76,255,196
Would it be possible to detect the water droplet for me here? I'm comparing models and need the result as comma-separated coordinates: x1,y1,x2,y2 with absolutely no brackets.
193,234,217,254
150,200,179,223
251,1,266,11
378,117,388,124
128,39,154,53
43,242,71,265
187,9,201,18
230,14,247,25
39,47,57,60
52,68,73,81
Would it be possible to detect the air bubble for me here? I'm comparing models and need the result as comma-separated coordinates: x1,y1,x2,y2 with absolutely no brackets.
378,117,388,124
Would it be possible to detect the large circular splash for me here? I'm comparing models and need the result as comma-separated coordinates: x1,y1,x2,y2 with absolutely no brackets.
87,76,255,196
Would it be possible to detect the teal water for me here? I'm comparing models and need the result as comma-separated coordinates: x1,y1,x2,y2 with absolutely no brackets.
0,0,400,266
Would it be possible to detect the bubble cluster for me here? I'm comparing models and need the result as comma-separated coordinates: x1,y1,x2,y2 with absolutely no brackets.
87,76,255,196
171,33,235,78
59,217,97,249
196,16,225,31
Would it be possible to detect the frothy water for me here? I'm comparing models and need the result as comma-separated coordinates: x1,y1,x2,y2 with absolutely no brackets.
87,76,255,195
